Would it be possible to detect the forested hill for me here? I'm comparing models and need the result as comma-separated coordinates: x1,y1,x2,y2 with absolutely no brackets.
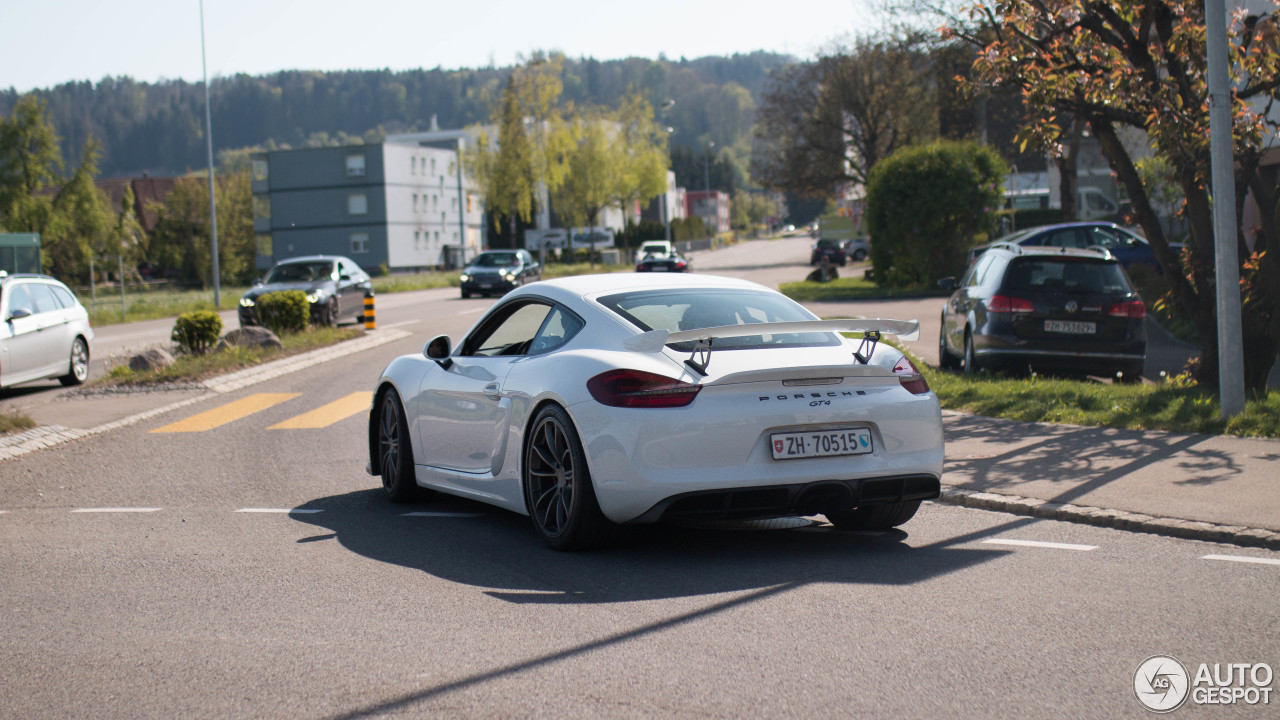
0,52,792,179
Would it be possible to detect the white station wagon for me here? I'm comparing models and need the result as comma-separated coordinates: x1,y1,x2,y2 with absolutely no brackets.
0,272,93,390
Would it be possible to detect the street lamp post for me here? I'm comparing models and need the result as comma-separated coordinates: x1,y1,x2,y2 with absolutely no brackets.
199,0,220,308
703,141,714,236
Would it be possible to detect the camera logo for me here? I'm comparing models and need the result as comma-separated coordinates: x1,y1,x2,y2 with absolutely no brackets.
1135,655,1190,713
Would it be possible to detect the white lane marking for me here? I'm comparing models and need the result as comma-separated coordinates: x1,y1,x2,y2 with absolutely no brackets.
455,308,487,315
401,511,485,518
0,510,7,514
72,507,161,513
378,320,420,329
982,538,1098,551
235,508,324,514
1202,554,1280,567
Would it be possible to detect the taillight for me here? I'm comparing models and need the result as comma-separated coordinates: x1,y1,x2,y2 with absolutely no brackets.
635,264,643,271
892,356,931,396
1107,299,1147,319
587,369,702,408
675,262,687,270
988,295,1035,313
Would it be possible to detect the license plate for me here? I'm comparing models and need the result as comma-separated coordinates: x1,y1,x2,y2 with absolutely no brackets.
1045,320,1096,334
477,283,492,289
651,266,668,271
771,428,873,460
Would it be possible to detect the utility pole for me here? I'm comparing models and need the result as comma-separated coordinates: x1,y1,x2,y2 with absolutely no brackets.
200,0,220,308
1206,0,1245,417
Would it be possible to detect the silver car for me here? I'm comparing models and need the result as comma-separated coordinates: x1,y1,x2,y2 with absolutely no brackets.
0,273,93,389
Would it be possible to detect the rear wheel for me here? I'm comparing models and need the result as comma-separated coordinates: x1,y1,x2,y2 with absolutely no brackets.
523,405,614,551
377,389,420,503
59,337,89,386
1116,364,1145,384
461,289,471,299
826,500,921,530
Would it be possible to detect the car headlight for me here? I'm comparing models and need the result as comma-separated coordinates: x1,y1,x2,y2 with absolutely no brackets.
307,291,322,303
460,273,471,282
505,273,516,282
239,296,255,307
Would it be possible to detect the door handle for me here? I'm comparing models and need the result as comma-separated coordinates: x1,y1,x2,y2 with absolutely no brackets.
483,382,501,400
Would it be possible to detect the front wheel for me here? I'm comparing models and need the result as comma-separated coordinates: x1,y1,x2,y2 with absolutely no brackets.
377,389,421,503
523,405,614,551
963,329,982,375
59,337,89,386
938,317,961,371
323,297,339,327
826,500,921,530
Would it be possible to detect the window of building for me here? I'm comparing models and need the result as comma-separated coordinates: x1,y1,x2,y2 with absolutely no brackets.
413,194,420,212
346,153,366,177
433,194,438,211
350,232,369,254
434,231,440,244
252,157,269,182
253,196,271,220
411,157,416,175
255,234,273,257
348,193,368,215
453,232,459,243
430,158,436,175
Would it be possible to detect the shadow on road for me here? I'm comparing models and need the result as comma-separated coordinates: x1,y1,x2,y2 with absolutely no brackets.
291,489,1007,605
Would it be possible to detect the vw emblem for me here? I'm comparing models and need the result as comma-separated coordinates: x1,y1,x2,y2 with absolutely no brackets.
1064,300,1079,314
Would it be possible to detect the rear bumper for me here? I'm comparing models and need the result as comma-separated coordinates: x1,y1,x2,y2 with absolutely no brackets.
627,474,941,524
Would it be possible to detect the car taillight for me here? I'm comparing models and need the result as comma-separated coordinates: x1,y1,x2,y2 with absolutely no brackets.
1107,299,1147,319
892,356,930,396
587,369,702,408
988,295,1035,313
635,264,643,271
675,262,686,270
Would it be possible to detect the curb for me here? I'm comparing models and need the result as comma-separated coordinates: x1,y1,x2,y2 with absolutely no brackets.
0,329,412,463
935,485,1280,551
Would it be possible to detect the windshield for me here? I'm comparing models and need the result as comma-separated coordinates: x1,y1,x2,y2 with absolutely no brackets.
265,262,334,283
598,289,839,351
1004,258,1131,295
474,252,519,267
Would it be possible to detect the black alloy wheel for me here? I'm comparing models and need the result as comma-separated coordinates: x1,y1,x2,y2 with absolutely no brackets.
377,389,420,503
60,337,89,386
325,296,339,327
523,405,613,551
963,329,981,375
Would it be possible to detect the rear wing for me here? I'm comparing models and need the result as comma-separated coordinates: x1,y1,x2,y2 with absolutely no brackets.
622,318,920,352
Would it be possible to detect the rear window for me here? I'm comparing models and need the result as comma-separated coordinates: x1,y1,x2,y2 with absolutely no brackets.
1004,258,1131,294
598,289,839,351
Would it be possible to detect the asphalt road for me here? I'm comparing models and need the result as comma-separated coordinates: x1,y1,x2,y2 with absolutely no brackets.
3,236,1278,718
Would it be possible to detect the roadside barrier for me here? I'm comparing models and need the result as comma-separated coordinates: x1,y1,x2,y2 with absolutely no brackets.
363,291,376,330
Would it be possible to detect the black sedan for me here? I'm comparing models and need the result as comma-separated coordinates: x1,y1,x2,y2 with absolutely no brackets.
239,255,372,327
459,250,542,298
635,250,690,273
938,244,1146,381
810,238,847,266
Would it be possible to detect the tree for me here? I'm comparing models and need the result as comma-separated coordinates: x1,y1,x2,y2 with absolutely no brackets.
866,140,1007,288
549,94,668,264
147,170,255,288
946,0,1280,392
751,35,940,199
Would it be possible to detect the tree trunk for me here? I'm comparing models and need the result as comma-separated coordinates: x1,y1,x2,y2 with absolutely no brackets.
1056,117,1081,220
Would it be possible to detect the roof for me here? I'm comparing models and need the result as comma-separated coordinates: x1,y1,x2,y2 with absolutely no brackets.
532,271,767,303
985,244,1116,261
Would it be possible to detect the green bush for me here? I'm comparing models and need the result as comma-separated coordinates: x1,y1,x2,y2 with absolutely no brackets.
256,290,310,335
171,311,223,355
866,140,1007,288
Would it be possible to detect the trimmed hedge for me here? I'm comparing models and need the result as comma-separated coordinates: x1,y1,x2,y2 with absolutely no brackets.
256,290,310,335
171,311,223,355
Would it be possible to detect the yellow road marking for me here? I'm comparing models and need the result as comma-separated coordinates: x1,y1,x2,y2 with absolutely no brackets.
150,393,300,433
268,391,373,430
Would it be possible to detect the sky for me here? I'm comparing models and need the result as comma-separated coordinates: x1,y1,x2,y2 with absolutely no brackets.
0,0,888,93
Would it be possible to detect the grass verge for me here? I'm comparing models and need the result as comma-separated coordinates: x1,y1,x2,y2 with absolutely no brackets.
85,285,250,326
781,276,948,302
0,410,38,437
923,366,1280,438
95,327,365,387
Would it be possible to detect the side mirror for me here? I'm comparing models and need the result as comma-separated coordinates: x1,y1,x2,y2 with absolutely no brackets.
423,334,453,369
937,277,956,292
8,307,32,321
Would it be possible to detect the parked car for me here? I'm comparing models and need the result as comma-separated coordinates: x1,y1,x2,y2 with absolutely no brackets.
635,248,690,273
938,244,1146,381
240,255,372,327
843,237,870,262
367,273,942,550
459,250,541,298
0,272,92,389
637,240,675,258
967,221,1182,271
810,238,847,266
